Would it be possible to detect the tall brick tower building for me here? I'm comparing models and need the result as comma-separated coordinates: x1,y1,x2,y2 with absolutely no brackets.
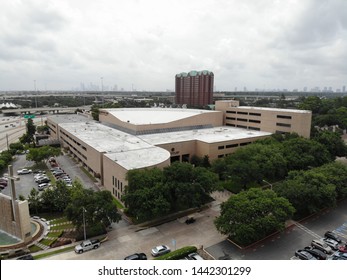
175,70,214,107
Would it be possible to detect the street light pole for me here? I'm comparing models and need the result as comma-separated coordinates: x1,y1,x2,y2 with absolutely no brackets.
82,207,86,241
262,179,273,190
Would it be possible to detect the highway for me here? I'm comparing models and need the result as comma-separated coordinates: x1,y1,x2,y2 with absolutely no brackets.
0,115,45,152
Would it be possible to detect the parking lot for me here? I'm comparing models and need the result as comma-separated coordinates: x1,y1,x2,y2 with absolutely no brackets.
1,153,98,199
205,198,347,260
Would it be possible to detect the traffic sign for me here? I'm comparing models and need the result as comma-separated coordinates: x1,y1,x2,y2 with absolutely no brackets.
24,114,35,119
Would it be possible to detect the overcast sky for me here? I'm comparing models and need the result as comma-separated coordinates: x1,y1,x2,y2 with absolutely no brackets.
0,0,346,92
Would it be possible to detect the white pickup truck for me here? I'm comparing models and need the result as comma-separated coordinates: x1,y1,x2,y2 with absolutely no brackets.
74,239,100,254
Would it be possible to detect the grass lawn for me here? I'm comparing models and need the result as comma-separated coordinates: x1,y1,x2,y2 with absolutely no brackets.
34,246,75,260
50,223,75,231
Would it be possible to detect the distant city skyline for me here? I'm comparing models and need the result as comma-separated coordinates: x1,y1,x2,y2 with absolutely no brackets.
0,0,346,92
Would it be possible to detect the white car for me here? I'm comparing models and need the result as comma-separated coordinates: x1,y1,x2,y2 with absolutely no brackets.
38,183,50,191
17,168,32,175
322,238,339,250
151,245,171,257
311,239,333,254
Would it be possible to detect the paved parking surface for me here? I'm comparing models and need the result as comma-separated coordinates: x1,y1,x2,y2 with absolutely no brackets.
205,199,347,260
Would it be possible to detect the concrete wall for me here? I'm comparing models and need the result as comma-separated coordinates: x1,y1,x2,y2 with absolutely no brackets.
0,194,32,243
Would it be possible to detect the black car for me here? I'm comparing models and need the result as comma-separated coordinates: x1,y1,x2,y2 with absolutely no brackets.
124,253,147,260
304,247,327,260
295,249,317,260
324,231,342,243
17,254,34,260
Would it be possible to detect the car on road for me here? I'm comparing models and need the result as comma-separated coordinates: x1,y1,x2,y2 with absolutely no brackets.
124,253,147,260
324,231,342,243
186,252,204,260
151,245,171,257
295,249,317,260
16,254,34,260
323,238,339,250
17,169,32,175
311,239,333,254
303,246,327,260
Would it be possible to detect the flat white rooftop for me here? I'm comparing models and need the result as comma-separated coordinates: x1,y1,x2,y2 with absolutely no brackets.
59,121,154,153
237,106,311,114
139,126,272,145
102,108,217,125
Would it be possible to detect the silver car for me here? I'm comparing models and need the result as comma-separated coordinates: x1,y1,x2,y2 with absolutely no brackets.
311,239,333,254
322,238,339,250
151,245,170,257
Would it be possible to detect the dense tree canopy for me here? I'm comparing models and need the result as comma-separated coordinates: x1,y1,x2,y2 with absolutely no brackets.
215,188,295,246
26,146,61,164
122,162,218,222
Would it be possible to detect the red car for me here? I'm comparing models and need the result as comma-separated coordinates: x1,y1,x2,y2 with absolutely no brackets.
338,244,347,253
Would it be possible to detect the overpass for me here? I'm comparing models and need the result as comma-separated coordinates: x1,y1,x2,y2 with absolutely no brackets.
1,105,91,115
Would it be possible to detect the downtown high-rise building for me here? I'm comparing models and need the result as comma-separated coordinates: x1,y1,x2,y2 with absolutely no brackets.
175,70,214,107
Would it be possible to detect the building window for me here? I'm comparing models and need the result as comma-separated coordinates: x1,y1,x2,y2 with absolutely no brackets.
112,176,114,186
226,144,238,148
249,119,261,123
277,115,292,119
236,125,247,129
240,142,251,146
226,117,236,120
218,145,224,150
276,123,291,128
226,123,235,127
226,110,236,114
248,126,260,131
249,112,261,116
237,118,248,122
218,154,224,158
237,111,248,115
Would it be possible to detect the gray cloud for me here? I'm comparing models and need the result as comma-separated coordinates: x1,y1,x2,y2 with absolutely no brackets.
0,0,346,91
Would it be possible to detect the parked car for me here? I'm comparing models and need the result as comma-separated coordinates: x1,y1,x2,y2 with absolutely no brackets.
295,249,317,260
303,246,327,260
324,231,342,243
323,238,339,250
38,183,50,191
35,175,49,183
187,252,204,260
17,169,32,175
151,245,171,257
124,253,147,260
331,251,347,260
36,177,50,184
16,254,34,260
338,244,347,253
311,239,333,254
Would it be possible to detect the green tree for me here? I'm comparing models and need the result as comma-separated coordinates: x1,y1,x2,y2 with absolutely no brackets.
313,130,347,159
27,188,41,214
215,188,295,246
65,183,121,233
282,137,331,170
26,146,61,164
275,169,337,219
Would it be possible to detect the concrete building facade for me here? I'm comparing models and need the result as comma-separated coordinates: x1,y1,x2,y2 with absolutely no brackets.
47,103,311,203
215,100,312,138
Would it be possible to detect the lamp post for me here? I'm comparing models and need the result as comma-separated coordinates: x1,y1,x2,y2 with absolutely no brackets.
82,207,86,241
262,179,273,190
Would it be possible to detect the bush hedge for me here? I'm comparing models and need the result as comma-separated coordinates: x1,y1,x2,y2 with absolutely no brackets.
154,246,197,260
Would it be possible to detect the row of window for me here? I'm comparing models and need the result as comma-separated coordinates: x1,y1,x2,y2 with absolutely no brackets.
218,142,251,150
112,175,124,200
226,117,261,123
226,123,261,131
61,137,87,160
226,111,293,121
60,130,88,151
276,122,291,128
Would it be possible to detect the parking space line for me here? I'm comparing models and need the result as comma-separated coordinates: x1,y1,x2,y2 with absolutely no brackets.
292,221,322,239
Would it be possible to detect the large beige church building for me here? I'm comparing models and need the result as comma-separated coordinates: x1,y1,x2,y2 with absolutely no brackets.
47,100,311,202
